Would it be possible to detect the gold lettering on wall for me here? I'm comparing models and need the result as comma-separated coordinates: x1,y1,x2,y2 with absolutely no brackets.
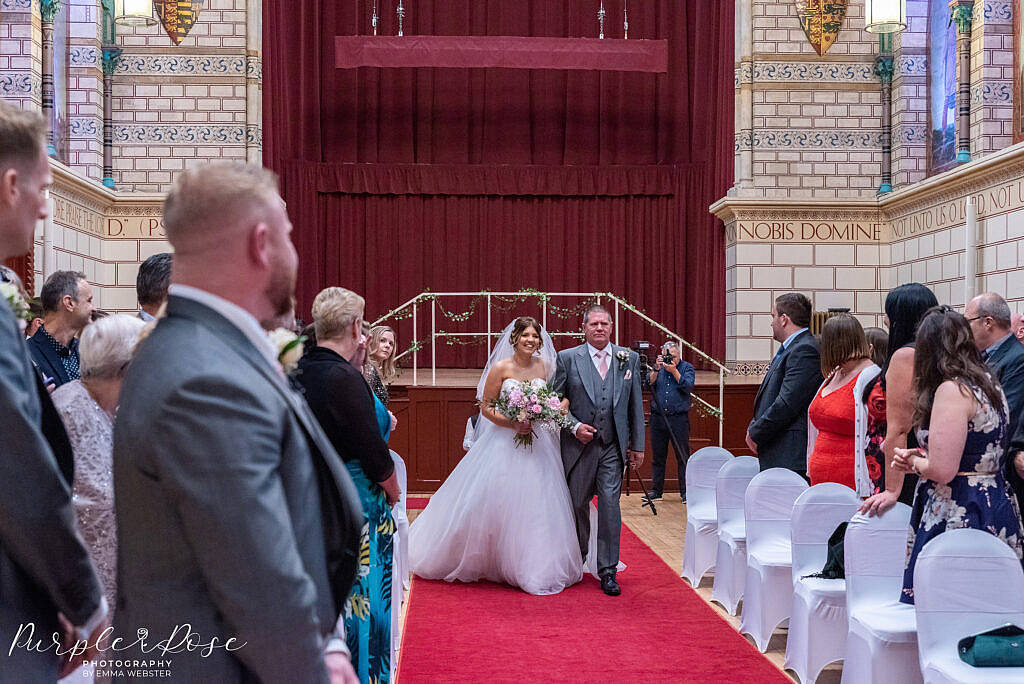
52,196,104,237
105,217,166,239
890,179,1024,240
733,220,886,243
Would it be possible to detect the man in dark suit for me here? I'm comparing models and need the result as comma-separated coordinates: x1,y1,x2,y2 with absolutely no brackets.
113,162,363,682
746,293,823,476
136,251,172,321
970,293,1024,512
26,270,94,388
968,293,1024,429
0,100,106,682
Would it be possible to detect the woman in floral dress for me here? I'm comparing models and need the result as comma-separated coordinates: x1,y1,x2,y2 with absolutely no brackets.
893,306,1024,604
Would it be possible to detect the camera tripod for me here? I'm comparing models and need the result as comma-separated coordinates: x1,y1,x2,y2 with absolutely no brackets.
623,367,690,516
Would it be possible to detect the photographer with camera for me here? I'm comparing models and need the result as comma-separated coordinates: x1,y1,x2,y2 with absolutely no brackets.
645,342,695,503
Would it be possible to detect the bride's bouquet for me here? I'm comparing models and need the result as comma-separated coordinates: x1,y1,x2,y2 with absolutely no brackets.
489,378,573,449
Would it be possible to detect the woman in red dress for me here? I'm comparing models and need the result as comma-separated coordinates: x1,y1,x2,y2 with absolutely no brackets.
806,314,878,490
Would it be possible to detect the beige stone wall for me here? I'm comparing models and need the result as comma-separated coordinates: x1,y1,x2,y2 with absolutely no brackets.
738,0,883,199
1,0,260,192
36,160,170,312
720,203,888,372
110,0,256,192
0,0,40,111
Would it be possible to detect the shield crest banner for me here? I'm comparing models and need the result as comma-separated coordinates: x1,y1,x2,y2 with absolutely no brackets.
795,0,848,56
155,0,204,45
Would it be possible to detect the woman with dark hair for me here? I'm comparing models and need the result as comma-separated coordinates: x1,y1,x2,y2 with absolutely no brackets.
806,314,878,491
860,283,939,515
893,306,1024,602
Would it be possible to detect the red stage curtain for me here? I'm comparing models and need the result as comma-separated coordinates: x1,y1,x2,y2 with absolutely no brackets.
263,0,733,362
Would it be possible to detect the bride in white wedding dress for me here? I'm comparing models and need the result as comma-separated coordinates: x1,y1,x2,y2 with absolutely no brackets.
408,317,585,595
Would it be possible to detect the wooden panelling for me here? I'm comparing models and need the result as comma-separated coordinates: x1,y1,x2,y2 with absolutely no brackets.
392,380,759,493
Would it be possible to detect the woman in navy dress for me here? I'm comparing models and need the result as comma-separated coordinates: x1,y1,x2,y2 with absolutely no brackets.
893,306,1024,603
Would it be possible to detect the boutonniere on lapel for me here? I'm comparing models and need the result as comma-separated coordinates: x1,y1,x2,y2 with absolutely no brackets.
0,281,31,334
615,349,630,370
268,328,307,374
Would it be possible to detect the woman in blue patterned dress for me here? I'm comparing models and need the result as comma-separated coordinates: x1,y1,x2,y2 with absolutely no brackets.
296,288,399,683
893,306,1024,604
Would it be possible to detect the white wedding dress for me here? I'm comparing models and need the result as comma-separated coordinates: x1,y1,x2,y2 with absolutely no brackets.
409,377,585,595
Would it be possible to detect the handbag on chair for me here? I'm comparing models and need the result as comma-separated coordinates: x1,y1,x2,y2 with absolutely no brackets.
802,522,848,580
958,624,1024,667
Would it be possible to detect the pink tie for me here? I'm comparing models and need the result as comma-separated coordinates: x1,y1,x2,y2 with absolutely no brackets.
597,350,609,380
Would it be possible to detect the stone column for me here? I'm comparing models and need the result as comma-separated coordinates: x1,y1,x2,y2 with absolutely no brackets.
734,0,753,193
874,45,895,194
39,0,60,156
245,0,262,165
950,0,975,163
101,46,120,188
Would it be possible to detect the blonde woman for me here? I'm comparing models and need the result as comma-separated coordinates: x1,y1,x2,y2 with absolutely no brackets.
295,287,396,684
364,325,397,407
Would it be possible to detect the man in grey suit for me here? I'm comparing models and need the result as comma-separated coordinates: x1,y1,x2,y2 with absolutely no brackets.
0,102,107,682
746,293,822,477
553,305,645,596
113,163,363,683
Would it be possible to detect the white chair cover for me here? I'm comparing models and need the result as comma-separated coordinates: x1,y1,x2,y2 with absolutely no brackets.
681,447,733,585
389,450,410,682
914,528,1024,684
841,503,921,684
738,468,808,652
784,483,861,683
710,456,760,615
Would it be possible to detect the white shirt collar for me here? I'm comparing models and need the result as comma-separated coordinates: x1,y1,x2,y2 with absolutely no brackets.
986,332,1014,356
782,327,808,350
587,341,613,357
168,284,279,368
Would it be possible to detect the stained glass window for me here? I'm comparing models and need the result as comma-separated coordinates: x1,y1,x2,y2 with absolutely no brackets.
929,0,957,173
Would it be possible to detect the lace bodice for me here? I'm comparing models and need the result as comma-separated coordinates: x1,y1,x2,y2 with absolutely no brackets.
51,380,117,608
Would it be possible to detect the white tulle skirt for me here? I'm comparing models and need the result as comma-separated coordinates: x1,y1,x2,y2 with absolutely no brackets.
409,418,584,595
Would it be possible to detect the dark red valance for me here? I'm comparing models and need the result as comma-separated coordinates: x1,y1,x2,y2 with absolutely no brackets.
309,163,677,196
335,36,668,72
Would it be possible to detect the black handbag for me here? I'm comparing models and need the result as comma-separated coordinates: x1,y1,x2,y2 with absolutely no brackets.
958,624,1024,667
802,522,848,580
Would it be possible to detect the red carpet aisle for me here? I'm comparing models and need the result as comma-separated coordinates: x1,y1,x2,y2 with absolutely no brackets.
397,522,788,683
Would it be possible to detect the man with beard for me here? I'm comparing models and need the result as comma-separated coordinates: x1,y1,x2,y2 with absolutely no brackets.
112,163,363,683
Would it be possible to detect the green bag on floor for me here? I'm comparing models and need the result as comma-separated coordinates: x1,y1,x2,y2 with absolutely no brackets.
958,624,1024,667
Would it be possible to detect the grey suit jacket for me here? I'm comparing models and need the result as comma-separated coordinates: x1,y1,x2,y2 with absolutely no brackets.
0,303,103,682
112,295,362,683
553,344,646,474
748,330,823,472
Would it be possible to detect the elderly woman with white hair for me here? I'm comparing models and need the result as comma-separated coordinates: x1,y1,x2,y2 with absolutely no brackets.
52,313,146,608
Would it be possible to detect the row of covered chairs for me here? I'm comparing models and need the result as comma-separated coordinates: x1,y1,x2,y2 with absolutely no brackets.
679,447,1024,684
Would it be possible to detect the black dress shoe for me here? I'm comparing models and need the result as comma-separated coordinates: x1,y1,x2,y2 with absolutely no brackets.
643,493,662,502
600,574,621,596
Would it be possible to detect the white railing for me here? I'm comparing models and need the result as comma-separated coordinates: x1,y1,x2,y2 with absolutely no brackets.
373,290,730,445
